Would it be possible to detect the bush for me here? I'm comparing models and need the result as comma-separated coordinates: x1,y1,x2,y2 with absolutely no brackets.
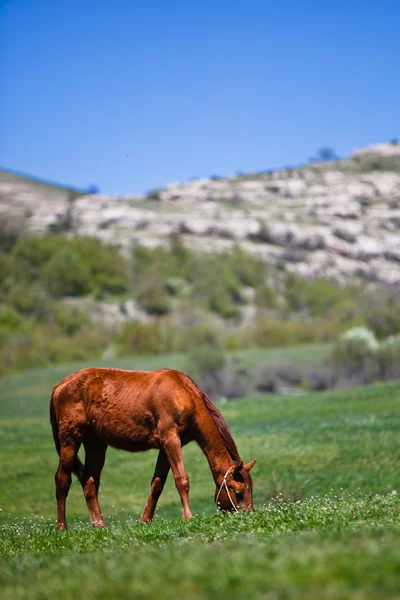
116,320,174,356
0,212,27,252
376,337,400,381
0,325,110,376
117,316,224,358
172,320,223,351
132,242,264,319
0,306,23,331
2,284,51,318
254,284,278,308
275,362,304,386
330,327,380,387
164,277,187,296
304,366,335,391
136,283,171,316
230,317,320,349
186,346,226,383
185,348,248,399
224,247,265,288
41,249,92,297
51,304,91,335
360,287,400,338
12,235,129,297
248,221,274,244
255,369,278,393
132,236,193,284
284,274,352,317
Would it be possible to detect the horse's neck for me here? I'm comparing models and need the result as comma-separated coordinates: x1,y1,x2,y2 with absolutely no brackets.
195,408,235,486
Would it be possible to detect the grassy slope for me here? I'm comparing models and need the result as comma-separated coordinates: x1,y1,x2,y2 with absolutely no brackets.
0,167,84,195
0,350,400,599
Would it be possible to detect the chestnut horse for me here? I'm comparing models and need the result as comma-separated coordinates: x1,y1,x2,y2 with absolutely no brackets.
50,367,256,530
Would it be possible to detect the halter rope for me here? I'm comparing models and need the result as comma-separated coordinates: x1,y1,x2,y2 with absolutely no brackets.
215,465,239,513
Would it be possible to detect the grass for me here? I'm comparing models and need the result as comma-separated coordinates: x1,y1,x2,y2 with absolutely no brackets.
0,350,400,598
1,494,400,599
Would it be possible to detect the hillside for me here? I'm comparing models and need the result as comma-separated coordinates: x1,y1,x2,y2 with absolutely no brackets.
2,142,400,285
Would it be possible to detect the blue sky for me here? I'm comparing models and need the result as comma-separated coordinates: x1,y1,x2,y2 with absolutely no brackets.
1,0,399,195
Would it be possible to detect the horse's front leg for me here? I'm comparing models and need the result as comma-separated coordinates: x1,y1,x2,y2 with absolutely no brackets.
140,449,170,523
162,431,193,519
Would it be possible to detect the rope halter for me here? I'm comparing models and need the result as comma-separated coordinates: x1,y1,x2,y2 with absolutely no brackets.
215,465,239,513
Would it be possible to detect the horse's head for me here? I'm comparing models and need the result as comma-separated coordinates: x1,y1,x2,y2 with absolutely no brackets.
215,459,256,512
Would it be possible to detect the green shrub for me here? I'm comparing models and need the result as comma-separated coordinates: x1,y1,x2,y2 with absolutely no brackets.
224,247,265,287
136,283,171,315
229,317,320,349
185,348,251,399
12,234,129,297
284,274,353,317
0,254,26,297
360,287,400,338
0,306,23,331
132,236,193,284
182,322,222,350
132,243,263,318
164,276,187,296
11,235,63,278
0,212,27,252
47,328,110,363
51,303,91,335
116,320,174,356
190,267,242,318
254,284,278,308
326,327,400,388
377,337,400,380
185,346,227,396
205,285,241,318
41,249,92,297
3,284,50,317
332,326,378,364
0,324,110,376
116,316,224,357
330,327,380,386
186,346,226,380
248,220,274,244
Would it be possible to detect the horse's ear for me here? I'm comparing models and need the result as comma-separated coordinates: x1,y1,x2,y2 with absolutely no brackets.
234,460,244,473
244,459,256,472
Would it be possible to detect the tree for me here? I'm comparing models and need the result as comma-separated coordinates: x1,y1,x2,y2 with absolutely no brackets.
86,184,100,195
317,147,338,162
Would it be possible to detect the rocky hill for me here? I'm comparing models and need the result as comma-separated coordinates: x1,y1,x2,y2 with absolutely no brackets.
2,142,400,285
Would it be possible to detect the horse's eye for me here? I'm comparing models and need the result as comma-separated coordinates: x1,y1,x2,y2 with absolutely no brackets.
235,490,244,499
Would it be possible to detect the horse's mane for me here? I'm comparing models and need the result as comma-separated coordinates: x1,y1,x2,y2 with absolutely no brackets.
201,391,241,462
201,391,253,490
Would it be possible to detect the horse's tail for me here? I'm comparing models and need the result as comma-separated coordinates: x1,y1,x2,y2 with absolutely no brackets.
50,388,61,457
49,385,84,480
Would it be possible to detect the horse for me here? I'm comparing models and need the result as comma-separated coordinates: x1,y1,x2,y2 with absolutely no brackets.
50,367,256,530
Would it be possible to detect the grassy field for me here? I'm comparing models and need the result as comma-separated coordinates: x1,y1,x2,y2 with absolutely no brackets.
1,349,400,598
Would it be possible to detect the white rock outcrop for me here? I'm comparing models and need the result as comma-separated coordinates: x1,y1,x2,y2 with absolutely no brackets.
1,143,400,285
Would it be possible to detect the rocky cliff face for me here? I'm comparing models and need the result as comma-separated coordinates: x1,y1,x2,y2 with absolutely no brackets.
2,143,400,285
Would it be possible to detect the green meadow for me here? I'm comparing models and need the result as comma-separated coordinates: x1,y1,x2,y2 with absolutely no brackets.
1,348,400,599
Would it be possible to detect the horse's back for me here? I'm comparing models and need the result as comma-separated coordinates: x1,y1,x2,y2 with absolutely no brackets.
51,367,201,451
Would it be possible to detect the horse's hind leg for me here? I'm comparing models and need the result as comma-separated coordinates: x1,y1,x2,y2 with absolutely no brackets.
55,438,82,531
140,449,170,523
80,434,107,528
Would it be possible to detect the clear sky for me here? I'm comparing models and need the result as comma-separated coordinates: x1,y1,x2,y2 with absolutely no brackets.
1,0,399,195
